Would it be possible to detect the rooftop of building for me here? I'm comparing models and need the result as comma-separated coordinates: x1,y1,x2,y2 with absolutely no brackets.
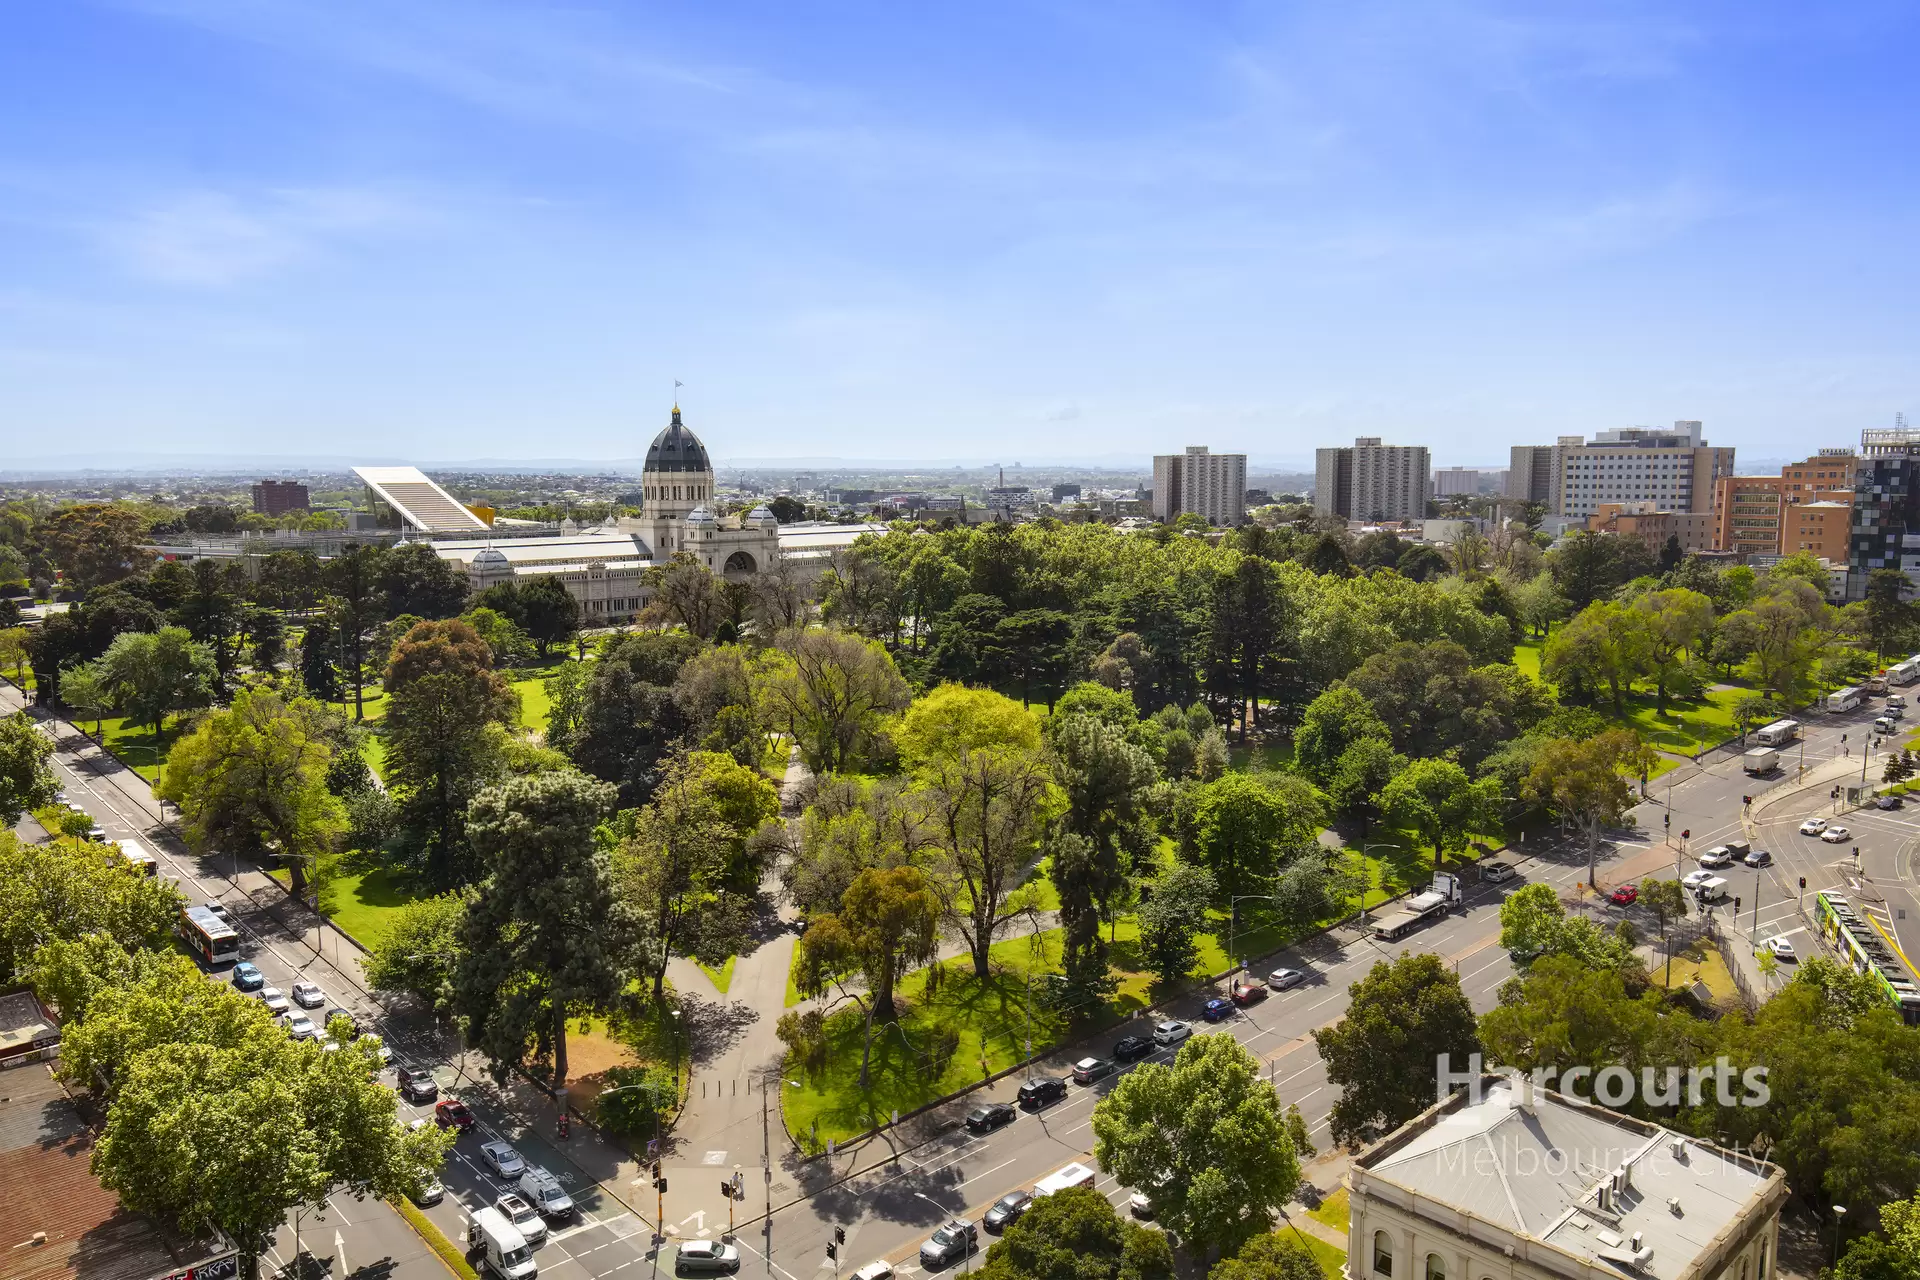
643,408,713,475
431,529,646,566
1353,1078,1784,1280
352,465,490,535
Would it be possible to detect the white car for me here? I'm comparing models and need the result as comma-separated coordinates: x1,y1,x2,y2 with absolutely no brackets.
258,987,291,1015
1267,967,1305,990
853,1264,893,1280
495,1193,547,1246
1765,937,1799,962
1799,817,1829,835
282,1014,316,1040
481,1141,526,1179
1150,1020,1191,1047
291,981,326,1008
1698,847,1733,868
1820,826,1852,843
1681,869,1716,890
676,1240,742,1274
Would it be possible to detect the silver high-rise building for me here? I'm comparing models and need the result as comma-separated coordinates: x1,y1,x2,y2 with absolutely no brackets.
1151,446,1247,526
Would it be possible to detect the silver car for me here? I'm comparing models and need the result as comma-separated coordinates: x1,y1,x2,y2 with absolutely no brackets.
675,1240,740,1274
1267,967,1304,990
480,1140,526,1179
258,987,291,1015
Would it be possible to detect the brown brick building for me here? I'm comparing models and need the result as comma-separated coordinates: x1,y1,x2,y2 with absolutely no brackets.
1711,450,1855,557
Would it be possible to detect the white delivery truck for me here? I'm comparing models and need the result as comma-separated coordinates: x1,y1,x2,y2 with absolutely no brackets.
1371,872,1464,941
118,838,159,875
1693,876,1730,904
1829,687,1865,713
467,1207,538,1280
1034,1162,1098,1197
1743,747,1780,775
1754,719,1800,746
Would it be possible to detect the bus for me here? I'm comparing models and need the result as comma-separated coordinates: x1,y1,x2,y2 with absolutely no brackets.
1813,892,1920,1026
1828,686,1865,714
1889,660,1919,687
1754,719,1800,747
118,838,158,876
178,905,241,967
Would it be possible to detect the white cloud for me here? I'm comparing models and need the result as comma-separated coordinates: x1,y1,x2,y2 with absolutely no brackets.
100,186,424,286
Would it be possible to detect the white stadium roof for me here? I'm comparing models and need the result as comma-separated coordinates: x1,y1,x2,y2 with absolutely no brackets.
353,465,491,535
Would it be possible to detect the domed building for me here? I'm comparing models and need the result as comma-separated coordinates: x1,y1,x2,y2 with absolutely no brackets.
632,406,779,579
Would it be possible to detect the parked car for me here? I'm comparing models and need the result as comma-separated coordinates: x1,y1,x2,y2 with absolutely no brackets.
231,962,265,992
675,1240,741,1274
1820,826,1852,843
1072,1056,1114,1085
1744,848,1773,867
1800,817,1829,835
920,1221,978,1268
258,987,291,1015
399,1069,439,1104
1017,1077,1068,1109
1150,1020,1191,1047
1699,847,1733,868
410,1175,445,1207
495,1193,547,1246
1112,1034,1152,1063
983,1190,1032,1231
480,1141,526,1179
519,1166,576,1219
966,1103,1016,1133
1128,1192,1154,1220
290,981,325,1008
1765,936,1799,962
1201,997,1234,1022
326,1008,358,1038
435,1099,477,1132
1231,982,1267,1007
281,1013,316,1040
1878,794,1907,809
1267,967,1305,990
1609,884,1638,906
1480,860,1515,882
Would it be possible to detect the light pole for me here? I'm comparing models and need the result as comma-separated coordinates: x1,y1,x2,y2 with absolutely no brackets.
1225,891,1279,980
913,1193,971,1275
1833,1206,1848,1268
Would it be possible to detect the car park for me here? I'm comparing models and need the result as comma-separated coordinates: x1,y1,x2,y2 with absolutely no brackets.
399,1069,439,1103
1151,1020,1191,1047
1609,884,1638,906
1267,967,1305,990
1112,1034,1152,1063
495,1194,547,1246
519,1167,576,1219
258,987,290,1015
1765,937,1799,962
966,1102,1016,1133
1699,847,1733,868
291,981,325,1008
1480,860,1515,882
231,962,264,991
1800,817,1829,835
920,1221,978,1268
281,1013,316,1040
1231,982,1267,1007
481,1141,526,1179
1017,1077,1067,1109
435,1099,477,1132
675,1240,740,1274
1877,794,1906,810
1201,997,1233,1022
1821,826,1852,843
1072,1056,1114,1084
983,1191,1032,1231
1744,848,1772,867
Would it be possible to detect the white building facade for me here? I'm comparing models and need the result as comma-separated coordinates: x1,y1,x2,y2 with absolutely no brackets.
1151,446,1247,525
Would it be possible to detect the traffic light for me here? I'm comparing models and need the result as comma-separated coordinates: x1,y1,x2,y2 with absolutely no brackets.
1743,795,1751,807
1664,813,1671,828
1734,897,1741,914
652,1162,661,1180
657,1178,668,1193
1682,829,1690,840
721,1181,733,1199
835,1228,847,1246
826,1245,838,1263
1800,877,1807,890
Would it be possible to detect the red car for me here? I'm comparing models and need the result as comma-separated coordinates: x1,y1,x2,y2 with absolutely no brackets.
1609,884,1638,906
434,1099,476,1132
1230,982,1268,1007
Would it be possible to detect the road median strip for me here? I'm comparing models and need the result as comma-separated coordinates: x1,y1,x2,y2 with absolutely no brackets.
392,1197,480,1280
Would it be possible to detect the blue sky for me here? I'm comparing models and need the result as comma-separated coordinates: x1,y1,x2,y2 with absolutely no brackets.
4,2,1918,468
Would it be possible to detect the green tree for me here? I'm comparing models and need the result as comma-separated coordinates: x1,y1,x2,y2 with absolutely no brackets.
641,553,730,638
1291,684,1389,785
1314,953,1481,1147
1864,569,1917,663
1640,877,1689,985
1523,730,1638,887
518,573,581,656
1191,771,1326,899
1327,738,1407,826
1511,570,1571,640
1632,587,1714,712
95,625,217,734
40,503,150,591
462,606,535,666
457,769,630,1106
298,612,342,701
976,1185,1172,1280
0,625,28,686
1092,1031,1300,1255
363,892,468,1013
322,545,388,719
753,627,911,774
1210,1233,1324,1280
1498,882,1566,959
174,559,248,692
1833,1194,1920,1280
919,740,1060,978
1543,602,1648,713
794,865,941,1087
999,608,1074,708
894,682,1042,767
1048,713,1159,959
1379,757,1487,867
379,541,470,620
543,659,591,747
156,689,349,899
1137,860,1216,985
1346,641,1546,766
0,830,182,988
0,710,59,826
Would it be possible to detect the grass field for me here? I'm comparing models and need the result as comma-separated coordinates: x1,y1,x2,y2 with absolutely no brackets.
1515,637,1754,762
90,715,188,782
1307,1187,1350,1231
318,862,425,948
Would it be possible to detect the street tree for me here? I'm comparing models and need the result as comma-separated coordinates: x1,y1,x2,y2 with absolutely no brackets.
0,830,182,988
1523,730,1638,887
0,626,28,686
794,865,940,1087
1092,1031,1300,1255
1832,1193,1920,1280
363,892,468,1014
1379,757,1488,866
1639,878,1690,986
976,1185,1173,1280
1315,953,1481,1147
157,689,349,899
1137,860,1216,985
1210,1234,1324,1280
56,660,110,736
0,710,59,826
95,625,217,734
753,627,911,774
458,770,630,1106
1498,882,1566,959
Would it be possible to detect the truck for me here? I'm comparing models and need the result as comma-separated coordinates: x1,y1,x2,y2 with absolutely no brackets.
1693,876,1730,904
1372,871,1465,941
1754,719,1800,746
1867,675,1890,695
466,1207,538,1280
1743,747,1780,775
1829,686,1865,713
1034,1162,1098,1197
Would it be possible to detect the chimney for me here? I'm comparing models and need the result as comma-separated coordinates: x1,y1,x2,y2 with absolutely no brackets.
1518,1075,1535,1112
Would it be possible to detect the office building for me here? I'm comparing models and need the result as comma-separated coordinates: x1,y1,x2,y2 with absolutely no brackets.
1713,478,1788,557
1711,452,1854,558
1505,438,1584,511
1151,446,1247,526
1849,426,1920,597
1556,422,1733,521
1349,1077,1785,1280
1434,467,1507,497
1587,503,1715,553
1316,438,1431,522
250,479,309,516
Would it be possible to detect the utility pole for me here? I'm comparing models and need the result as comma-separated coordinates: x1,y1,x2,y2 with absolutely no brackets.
762,1077,772,1278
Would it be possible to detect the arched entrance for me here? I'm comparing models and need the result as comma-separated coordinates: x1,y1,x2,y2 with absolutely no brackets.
723,550,758,575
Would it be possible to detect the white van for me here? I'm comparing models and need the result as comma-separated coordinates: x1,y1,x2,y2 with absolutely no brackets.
467,1207,537,1280
1742,747,1780,775
1754,720,1800,747
1693,876,1730,904
1034,1162,1098,1197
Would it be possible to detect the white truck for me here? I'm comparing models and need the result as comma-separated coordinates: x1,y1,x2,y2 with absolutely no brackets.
1754,719,1800,746
1034,1162,1098,1197
1829,686,1865,713
467,1207,538,1280
1742,747,1780,775
1693,876,1730,904
1372,871,1465,941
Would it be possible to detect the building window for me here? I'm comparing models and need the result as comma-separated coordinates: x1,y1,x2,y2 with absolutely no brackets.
1426,1255,1445,1280
1758,1242,1770,1280
1373,1233,1393,1277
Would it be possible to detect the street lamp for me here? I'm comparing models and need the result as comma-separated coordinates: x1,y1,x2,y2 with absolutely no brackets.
1833,1205,1848,1268
912,1193,971,1275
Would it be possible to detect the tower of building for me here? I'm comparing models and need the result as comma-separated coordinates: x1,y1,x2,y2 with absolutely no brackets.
640,405,716,558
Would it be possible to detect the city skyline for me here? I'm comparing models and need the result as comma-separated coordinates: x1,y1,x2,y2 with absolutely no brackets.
5,3,1919,462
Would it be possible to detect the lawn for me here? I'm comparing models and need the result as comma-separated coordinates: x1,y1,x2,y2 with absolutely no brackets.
1286,1228,1349,1280
786,942,806,1009
1515,637,1754,762
1649,939,1739,1005
1307,1187,1350,1232
90,714,188,782
697,956,736,995
512,674,553,737
318,862,426,948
